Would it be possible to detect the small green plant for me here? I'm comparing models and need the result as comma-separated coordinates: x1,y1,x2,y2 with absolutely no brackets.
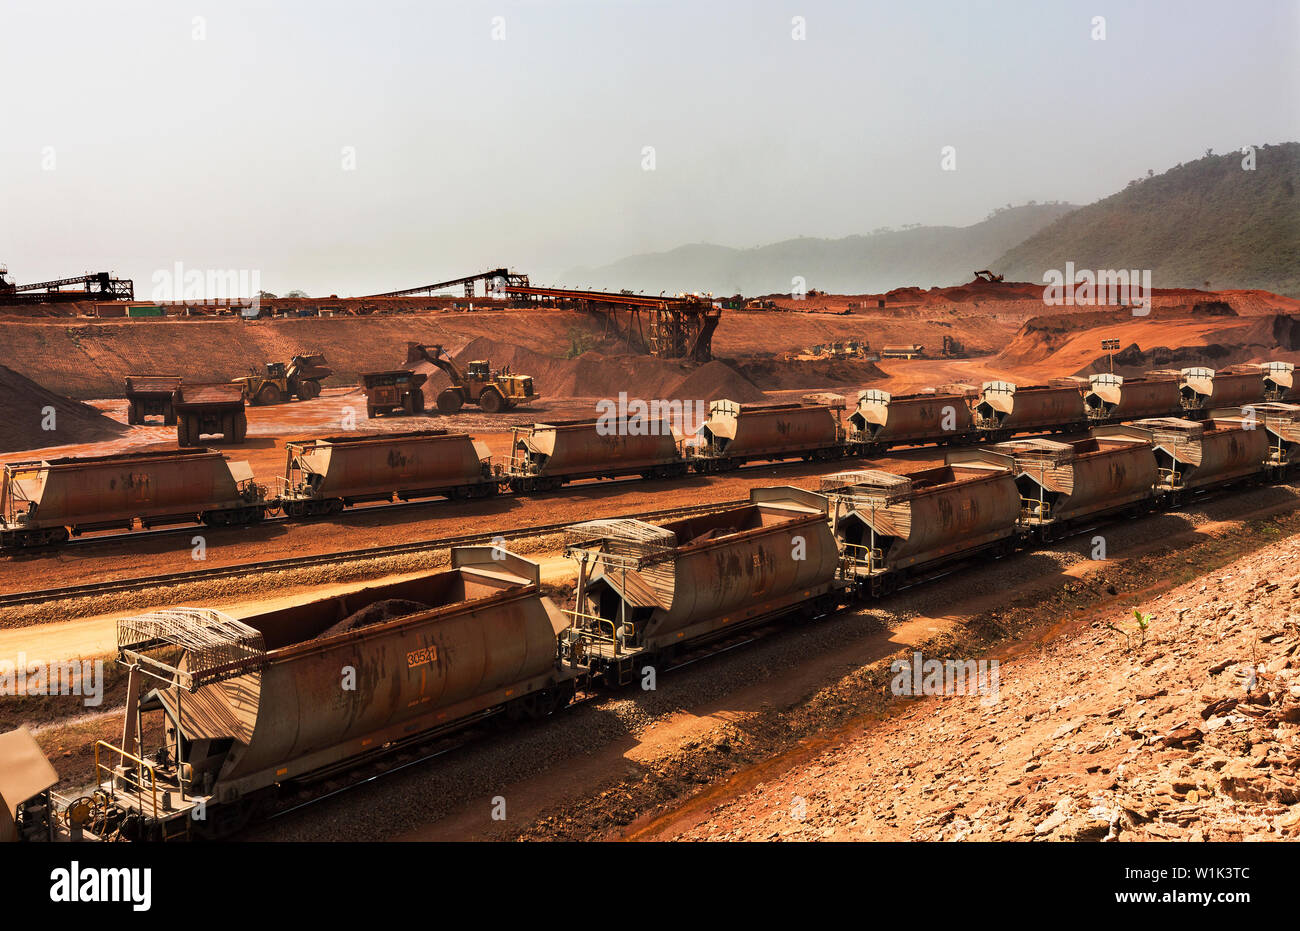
1132,609,1152,647
1103,610,1154,651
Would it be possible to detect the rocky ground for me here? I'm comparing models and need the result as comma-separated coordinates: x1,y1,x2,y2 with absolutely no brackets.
674,533,1300,842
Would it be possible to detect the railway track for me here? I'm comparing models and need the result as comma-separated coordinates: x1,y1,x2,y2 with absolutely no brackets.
0,497,746,610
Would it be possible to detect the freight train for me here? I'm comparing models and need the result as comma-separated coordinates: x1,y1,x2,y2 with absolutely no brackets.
5,403,1298,841
0,363,1292,550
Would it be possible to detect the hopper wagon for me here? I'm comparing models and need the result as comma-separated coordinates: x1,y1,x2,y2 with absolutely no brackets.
821,455,1021,596
123,374,181,425
1177,366,1267,412
0,450,266,547
92,547,577,839
279,430,496,516
563,487,843,684
173,382,247,446
1083,373,1182,423
848,389,975,451
1258,362,1298,402
505,418,685,492
689,400,846,471
1120,416,1271,503
973,381,1087,440
1213,402,1300,477
989,432,1159,540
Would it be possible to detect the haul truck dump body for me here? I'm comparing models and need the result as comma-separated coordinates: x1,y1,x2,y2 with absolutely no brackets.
97,549,574,834
173,383,247,446
123,375,181,425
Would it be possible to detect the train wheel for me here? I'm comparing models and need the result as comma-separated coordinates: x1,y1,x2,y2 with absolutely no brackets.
326,499,345,515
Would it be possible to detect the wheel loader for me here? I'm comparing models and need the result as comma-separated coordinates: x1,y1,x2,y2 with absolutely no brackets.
234,353,333,405
406,343,539,414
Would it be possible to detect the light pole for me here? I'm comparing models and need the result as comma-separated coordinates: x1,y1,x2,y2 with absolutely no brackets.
1102,338,1120,374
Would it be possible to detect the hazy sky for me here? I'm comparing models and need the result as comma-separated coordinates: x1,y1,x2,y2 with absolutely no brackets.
2,0,1297,298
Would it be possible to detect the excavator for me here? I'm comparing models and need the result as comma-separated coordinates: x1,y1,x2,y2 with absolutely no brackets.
406,343,538,413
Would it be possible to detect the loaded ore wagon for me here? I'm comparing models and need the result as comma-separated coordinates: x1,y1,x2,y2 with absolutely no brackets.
0,450,265,547
1083,373,1182,423
94,548,577,838
278,430,495,516
973,381,1087,439
989,432,1159,540
173,383,247,446
505,418,685,492
1258,362,1298,402
1119,416,1270,500
1249,403,1300,475
563,487,843,684
123,375,181,425
848,389,974,450
821,455,1021,596
1177,367,1267,412
689,400,845,470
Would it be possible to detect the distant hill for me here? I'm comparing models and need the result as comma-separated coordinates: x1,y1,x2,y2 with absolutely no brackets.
994,143,1300,297
561,203,1076,296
